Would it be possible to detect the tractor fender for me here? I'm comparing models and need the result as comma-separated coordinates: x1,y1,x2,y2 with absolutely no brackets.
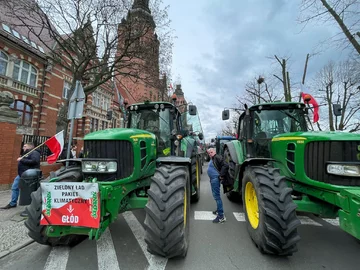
157,156,191,165
239,157,275,180
224,141,240,164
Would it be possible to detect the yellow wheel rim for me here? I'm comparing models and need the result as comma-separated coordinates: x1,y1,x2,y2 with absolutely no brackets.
245,182,259,229
183,187,187,228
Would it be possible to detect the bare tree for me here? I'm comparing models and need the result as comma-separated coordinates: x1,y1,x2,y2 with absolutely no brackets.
273,55,292,101
299,0,360,55
1,0,174,133
313,59,360,132
241,76,281,106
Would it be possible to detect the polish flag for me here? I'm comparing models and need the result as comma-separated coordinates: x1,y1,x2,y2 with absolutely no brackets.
45,130,64,164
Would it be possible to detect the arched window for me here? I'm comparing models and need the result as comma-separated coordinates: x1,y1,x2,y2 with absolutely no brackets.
12,59,38,87
10,100,33,127
0,51,8,76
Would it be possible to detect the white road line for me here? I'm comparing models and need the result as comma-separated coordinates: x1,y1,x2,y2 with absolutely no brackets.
97,228,121,270
43,247,70,270
233,212,246,222
194,211,217,220
323,218,340,226
298,216,322,226
123,211,167,270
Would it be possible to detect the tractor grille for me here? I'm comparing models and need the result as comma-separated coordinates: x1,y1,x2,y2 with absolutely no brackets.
84,140,134,180
304,141,360,186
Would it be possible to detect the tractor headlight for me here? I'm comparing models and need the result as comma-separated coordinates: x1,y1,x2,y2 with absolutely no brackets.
327,164,360,177
82,161,117,173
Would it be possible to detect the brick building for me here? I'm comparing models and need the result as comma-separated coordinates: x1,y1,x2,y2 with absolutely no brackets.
115,0,176,106
0,1,123,153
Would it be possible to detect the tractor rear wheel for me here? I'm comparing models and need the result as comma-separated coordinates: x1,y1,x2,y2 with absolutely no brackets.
226,190,242,202
242,166,301,256
224,148,236,179
24,166,88,247
144,165,190,258
223,148,241,202
190,155,201,203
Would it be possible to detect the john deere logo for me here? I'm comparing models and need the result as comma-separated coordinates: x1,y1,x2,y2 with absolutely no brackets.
45,191,52,216
91,191,98,219
357,145,360,160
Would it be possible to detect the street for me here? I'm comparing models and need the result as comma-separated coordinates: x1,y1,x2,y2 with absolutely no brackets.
1,163,359,270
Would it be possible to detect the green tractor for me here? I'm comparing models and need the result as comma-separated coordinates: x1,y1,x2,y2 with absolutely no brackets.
24,101,203,258
222,101,360,256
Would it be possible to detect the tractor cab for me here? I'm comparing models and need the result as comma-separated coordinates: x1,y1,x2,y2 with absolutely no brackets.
223,102,308,158
127,101,197,157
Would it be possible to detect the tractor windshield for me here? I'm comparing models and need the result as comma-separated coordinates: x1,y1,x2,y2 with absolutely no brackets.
181,110,205,154
252,108,307,158
253,108,307,138
128,108,171,154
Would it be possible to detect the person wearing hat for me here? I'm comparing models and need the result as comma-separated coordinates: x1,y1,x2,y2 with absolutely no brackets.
207,148,229,223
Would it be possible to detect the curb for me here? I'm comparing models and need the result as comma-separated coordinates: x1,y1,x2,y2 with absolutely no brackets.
0,239,34,259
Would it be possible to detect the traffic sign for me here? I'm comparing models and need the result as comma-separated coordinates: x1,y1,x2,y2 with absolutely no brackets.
67,80,85,120
40,182,100,228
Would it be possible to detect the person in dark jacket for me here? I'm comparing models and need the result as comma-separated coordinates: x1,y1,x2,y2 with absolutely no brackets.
1,142,40,209
207,148,229,223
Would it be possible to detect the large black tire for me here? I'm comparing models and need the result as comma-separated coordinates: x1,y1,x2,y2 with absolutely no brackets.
144,165,190,258
224,148,236,179
242,166,301,256
223,148,241,202
190,155,201,203
24,166,87,246
226,190,242,202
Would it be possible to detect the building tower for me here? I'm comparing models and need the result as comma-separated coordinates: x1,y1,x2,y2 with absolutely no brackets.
115,0,160,105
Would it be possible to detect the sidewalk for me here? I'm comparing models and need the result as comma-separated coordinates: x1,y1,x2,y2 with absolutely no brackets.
0,190,34,259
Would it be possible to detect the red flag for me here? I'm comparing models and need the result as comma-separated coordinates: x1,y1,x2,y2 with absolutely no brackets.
301,92,319,123
45,131,64,164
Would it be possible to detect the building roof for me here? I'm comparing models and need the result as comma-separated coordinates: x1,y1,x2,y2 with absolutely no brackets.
0,0,57,57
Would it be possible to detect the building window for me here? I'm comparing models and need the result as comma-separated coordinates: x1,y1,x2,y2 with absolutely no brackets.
0,51,8,76
10,100,33,127
12,59,38,87
63,81,71,99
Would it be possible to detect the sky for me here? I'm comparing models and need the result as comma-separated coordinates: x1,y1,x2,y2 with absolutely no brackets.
163,0,355,142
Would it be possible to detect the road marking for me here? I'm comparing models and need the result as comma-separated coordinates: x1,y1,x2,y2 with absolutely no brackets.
323,218,340,226
298,216,322,226
123,211,168,270
43,247,70,270
233,212,246,222
97,228,121,270
194,211,217,220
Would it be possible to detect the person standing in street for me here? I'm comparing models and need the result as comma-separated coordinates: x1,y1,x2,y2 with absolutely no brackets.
207,148,229,223
0,142,40,210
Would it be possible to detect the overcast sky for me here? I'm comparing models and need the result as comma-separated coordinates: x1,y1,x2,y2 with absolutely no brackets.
165,0,353,141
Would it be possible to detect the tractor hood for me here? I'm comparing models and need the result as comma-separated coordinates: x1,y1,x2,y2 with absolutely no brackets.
84,128,156,140
272,131,360,142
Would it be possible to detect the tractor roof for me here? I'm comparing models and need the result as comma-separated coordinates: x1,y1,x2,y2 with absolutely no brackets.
250,102,305,111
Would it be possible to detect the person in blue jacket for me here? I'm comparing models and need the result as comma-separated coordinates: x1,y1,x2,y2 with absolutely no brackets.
207,148,229,223
1,142,40,210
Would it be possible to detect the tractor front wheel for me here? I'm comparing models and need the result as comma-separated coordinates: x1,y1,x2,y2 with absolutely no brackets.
144,165,190,258
242,166,301,256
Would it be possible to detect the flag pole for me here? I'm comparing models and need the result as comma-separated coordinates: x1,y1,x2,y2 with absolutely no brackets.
19,141,47,160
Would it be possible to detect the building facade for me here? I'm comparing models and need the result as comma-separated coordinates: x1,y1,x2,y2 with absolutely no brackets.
0,2,123,151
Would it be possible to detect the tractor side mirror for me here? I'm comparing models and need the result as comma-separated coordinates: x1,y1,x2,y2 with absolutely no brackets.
222,109,230,120
188,105,197,115
333,104,342,117
198,133,204,140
